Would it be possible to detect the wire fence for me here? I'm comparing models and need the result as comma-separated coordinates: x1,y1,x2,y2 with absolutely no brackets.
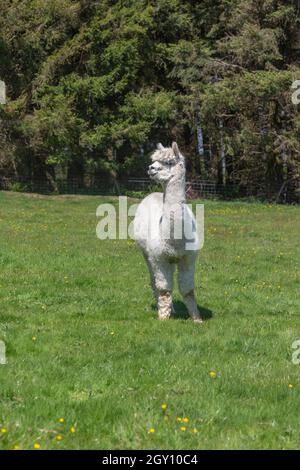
0,174,299,203
127,177,299,202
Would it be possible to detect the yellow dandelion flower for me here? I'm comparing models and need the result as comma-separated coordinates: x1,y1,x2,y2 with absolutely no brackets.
0,427,7,434
32,336,37,342
192,428,198,433
161,403,168,411
209,371,217,379
33,442,41,449
148,428,155,434
180,426,186,431
288,384,294,389
183,417,189,423
69,426,76,433
177,417,182,423
56,434,63,441
58,417,65,423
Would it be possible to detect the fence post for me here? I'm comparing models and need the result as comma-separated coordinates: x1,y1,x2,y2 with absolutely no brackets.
219,119,226,186
0,80,6,104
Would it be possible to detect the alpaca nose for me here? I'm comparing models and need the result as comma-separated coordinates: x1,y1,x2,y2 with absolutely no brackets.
148,163,159,176
149,162,161,171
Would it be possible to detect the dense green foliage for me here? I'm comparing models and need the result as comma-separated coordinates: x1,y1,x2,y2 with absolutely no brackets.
0,192,300,449
0,1,300,196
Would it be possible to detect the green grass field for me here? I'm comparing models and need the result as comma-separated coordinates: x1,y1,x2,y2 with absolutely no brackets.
0,191,300,450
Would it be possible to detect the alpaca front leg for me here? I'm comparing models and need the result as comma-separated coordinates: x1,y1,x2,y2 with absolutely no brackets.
158,291,173,320
153,261,175,320
181,290,203,323
178,257,203,323
143,252,158,303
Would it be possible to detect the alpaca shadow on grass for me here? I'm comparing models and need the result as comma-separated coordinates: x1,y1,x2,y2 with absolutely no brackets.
151,300,213,321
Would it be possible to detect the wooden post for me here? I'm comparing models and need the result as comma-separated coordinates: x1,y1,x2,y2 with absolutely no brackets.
0,80,6,104
219,119,226,185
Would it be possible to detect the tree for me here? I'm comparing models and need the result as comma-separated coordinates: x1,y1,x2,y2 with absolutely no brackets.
0,0,299,200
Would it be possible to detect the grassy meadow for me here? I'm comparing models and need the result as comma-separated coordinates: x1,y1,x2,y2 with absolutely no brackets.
0,191,300,450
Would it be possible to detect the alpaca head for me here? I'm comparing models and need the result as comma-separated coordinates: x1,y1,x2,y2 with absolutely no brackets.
148,142,185,184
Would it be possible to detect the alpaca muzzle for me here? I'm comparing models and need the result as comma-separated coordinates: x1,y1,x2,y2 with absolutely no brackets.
148,164,159,177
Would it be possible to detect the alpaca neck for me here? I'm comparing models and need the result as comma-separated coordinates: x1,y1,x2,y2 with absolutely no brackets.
163,173,186,207
161,173,186,245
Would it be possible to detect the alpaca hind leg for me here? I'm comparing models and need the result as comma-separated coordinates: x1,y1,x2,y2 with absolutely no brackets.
178,256,203,323
153,261,175,320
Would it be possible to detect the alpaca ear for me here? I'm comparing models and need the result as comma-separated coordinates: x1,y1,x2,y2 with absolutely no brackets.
172,142,180,158
157,143,164,150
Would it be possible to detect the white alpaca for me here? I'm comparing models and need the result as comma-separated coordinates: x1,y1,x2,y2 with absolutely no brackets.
134,142,202,322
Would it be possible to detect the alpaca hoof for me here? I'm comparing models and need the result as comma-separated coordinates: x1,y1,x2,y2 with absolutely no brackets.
191,314,203,323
